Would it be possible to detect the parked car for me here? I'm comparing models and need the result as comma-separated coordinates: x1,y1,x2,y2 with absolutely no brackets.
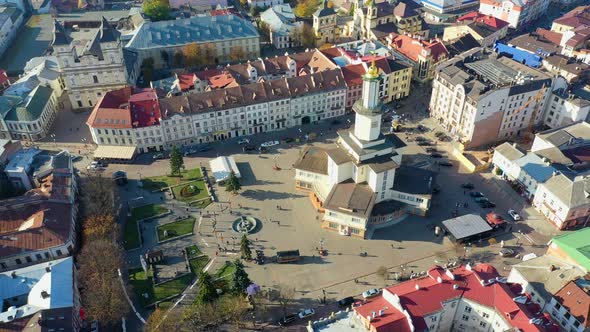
362,288,381,299
277,314,297,326
112,170,128,185
437,160,453,167
474,196,488,202
196,144,212,152
417,124,428,132
486,213,506,228
426,147,438,153
470,192,485,198
86,162,106,171
259,146,268,153
508,209,521,221
238,138,250,145
460,183,475,189
153,153,165,160
499,248,515,257
298,309,315,319
432,185,441,194
430,153,443,158
282,137,294,143
337,296,355,308
243,144,256,152
417,141,431,146
260,140,279,147
330,119,341,125
479,200,496,208
415,136,427,142
184,148,197,156
438,135,450,142
434,131,444,137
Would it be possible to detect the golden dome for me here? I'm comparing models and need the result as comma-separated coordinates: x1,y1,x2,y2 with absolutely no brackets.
365,59,379,79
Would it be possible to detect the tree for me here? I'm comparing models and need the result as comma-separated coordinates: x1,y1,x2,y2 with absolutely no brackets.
183,43,203,67
294,0,321,17
183,295,248,330
83,214,116,241
272,284,295,316
196,271,218,304
160,50,170,66
145,307,181,332
173,51,184,67
225,171,242,194
230,259,251,295
202,43,216,64
229,46,247,62
78,240,129,326
169,145,184,177
257,21,271,43
80,176,115,217
290,23,316,48
217,295,249,330
376,266,388,284
142,0,170,21
240,234,252,260
141,57,155,85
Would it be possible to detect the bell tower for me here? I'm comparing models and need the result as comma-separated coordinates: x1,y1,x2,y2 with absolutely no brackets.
353,60,382,142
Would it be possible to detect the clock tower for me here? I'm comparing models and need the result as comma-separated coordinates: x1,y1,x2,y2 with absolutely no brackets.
353,60,382,142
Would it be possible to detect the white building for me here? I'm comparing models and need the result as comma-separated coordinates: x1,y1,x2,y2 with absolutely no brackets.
543,88,590,129
248,0,282,8
87,70,347,155
294,61,435,238
547,278,590,332
53,18,128,109
478,0,551,29
260,5,302,49
0,4,22,58
429,48,553,148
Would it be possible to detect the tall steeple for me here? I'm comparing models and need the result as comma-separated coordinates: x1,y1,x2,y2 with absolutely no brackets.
352,58,382,141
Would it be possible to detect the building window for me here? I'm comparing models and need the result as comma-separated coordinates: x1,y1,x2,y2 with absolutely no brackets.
56,250,63,256
25,256,32,263
479,322,487,328
35,254,42,260
350,228,360,235
328,222,338,229
15,258,22,265
464,306,472,313
93,75,99,83
44,252,50,259
482,313,489,319
462,315,469,321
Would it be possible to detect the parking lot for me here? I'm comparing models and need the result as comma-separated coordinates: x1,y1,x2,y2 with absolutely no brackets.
96,96,563,328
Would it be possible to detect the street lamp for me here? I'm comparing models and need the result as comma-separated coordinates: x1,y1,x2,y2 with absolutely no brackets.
50,134,56,147
81,138,88,148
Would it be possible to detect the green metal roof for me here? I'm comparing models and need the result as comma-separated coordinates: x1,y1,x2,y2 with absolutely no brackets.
4,86,53,122
551,228,590,272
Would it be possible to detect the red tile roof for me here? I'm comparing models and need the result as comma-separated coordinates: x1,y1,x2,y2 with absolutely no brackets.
208,71,239,89
554,279,590,327
178,73,197,91
354,264,558,332
389,34,449,63
86,87,161,129
457,11,509,29
536,28,563,45
210,8,243,18
341,64,365,86
553,6,590,28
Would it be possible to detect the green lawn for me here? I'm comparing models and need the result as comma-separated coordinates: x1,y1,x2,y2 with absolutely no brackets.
142,168,203,191
157,217,196,241
186,245,202,259
189,256,210,274
190,197,213,209
123,204,168,250
128,268,194,307
171,180,209,203
216,261,236,283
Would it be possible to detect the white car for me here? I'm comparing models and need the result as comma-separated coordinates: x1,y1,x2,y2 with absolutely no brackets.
238,138,250,145
362,288,381,299
260,140,279,147
86,161,105,171
298,308,315,319
508,209,521,221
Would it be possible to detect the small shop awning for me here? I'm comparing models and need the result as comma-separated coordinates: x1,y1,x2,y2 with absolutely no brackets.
93,145,137,160
209,156,240,182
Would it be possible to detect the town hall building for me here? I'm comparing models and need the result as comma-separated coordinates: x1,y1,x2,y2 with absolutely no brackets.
294,60,436,239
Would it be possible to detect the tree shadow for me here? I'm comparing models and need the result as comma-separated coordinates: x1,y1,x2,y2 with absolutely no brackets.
241,189,305,201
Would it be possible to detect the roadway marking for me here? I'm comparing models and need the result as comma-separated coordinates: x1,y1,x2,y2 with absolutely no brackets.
201,238,210,247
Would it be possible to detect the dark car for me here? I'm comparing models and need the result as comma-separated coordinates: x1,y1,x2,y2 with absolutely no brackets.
337,296,355,308
277,314,297,326
470,192,485,198
438,160,452,167
330,119,342,125
426,147,438,153
432,185,441,194
243,144,256,152
415,136,427,142
417,124,428,132
460,183,475,189
282,137,294,143
438,135,450,142
481,201,496,208
196,144,212,152
259,146,268,153
417,141,431,146
112,171,128,185
430,153,443,158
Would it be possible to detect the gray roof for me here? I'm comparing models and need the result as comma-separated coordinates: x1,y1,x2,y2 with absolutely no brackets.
323,181,376,218
542,173,590,208
392,166,435,195
126,14,259,50
442,214,493,240
515,153,556,182
495,142,525,161
260,5,296,36
294,147,328,175
511,255,586,302
537,121,590,146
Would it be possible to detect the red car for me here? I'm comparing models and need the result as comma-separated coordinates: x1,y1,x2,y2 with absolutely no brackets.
486,213,506,228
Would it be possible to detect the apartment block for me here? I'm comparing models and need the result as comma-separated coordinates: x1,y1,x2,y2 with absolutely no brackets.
429,48,552,148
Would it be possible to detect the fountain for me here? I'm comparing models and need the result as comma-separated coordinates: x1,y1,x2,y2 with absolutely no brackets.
232,216,258,234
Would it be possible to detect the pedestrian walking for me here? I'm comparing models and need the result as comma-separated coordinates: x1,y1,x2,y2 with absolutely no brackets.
215,251,218,256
